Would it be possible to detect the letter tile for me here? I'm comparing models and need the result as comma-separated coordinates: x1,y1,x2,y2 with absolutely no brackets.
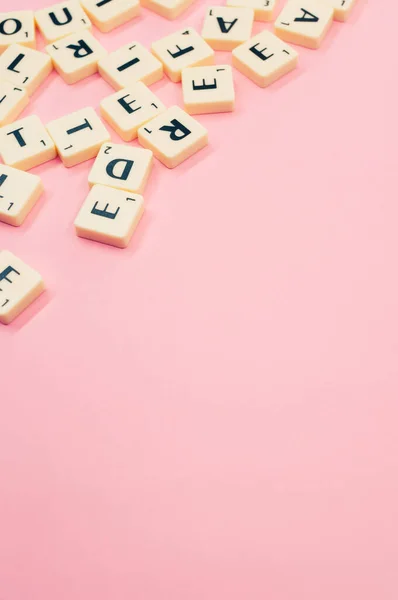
201,6,254,51
0,164,43,226
0,250,45,324
0,11,36,54
232,29,298,87
46,30,107,84
35,1,92,44
100,81,166,141
0,115,57,171
46,107,111,167
138,105,207,168
151,28,214,83
80,0,140,33
182,64,235,114
140,0,195,20
74,184,144,248
274,0,333,49
98,42,163,91
226,0,277,22
0,45,53,96
322,0,356,22
0,79,29,126
88,143,153,194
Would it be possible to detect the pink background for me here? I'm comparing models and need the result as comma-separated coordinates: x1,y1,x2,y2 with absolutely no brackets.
2,0,398,598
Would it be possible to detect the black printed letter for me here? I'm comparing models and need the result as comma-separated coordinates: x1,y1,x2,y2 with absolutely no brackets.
49,7,73,26
160,119,191,141
66,40,93,58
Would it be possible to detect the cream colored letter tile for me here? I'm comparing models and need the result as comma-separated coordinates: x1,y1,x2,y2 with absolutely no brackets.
98,42,163,91
226,0,277,22
0,115,57,171
232,29,298,87
46,107,110,167
138,105,207,168
141,0,195,20
80,0,140,33
35,1,92,44
275,0,333,49
0,250,45,325
0,164,43,226
201,6,254,51
88,143,153,194
0,80,29,126
0,12,36,54
0,45,53,96
100,81,166,141
321,0,356,21
75,184,144,248
182,64,235,114
46,31,107,84
152,28,214,83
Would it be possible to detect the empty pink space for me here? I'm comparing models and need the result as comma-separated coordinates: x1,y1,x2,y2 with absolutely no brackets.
1,0,398,598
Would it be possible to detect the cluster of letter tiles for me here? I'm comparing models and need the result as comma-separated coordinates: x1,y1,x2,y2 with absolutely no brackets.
0,0,356,323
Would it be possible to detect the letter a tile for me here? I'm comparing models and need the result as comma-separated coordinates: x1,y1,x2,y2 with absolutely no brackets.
201,6,254,51
0,250,45,325
138,105,208,168
275,0,334,49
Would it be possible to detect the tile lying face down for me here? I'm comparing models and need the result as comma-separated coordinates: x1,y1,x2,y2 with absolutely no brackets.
0,164,43,226
74,184,145,248
0,11,36,54
0,114,57,171
140,0,195,20
182,64,235,114
0,250,45,325
0,44,53,96
151,28,215,83
46,30,107,84
46,107,111,168
226,0,277,22
274,0,334,49
88,143,153,194
100,81,166,141
80,0,140,33
0,79,29,126
138,105,208,169
201,6,255,51
232,29,298,87
98,41,163,90
35,1,92,44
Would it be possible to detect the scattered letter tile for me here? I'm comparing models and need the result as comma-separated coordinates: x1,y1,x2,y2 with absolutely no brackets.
182,64,235,114
232,29,298,87
0,79,29,126
226,0,277,22
152,28,214,83
88,143,153,194
46,107,111,167
322,0,356,21
0,164,43,226
80,0,140,33
0,250,45,325
138,105,208,168
75,184,144,248
0,11,36,54
100,81,166,141
0,114,57,171
274,0,334,49
35,1,92,44
0,45,53,96
201,6,254,51
46,30,107,84
140,0,195,20
98,42,163,91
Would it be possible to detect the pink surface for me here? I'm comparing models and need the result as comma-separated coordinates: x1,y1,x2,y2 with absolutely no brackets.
1,0,398,598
